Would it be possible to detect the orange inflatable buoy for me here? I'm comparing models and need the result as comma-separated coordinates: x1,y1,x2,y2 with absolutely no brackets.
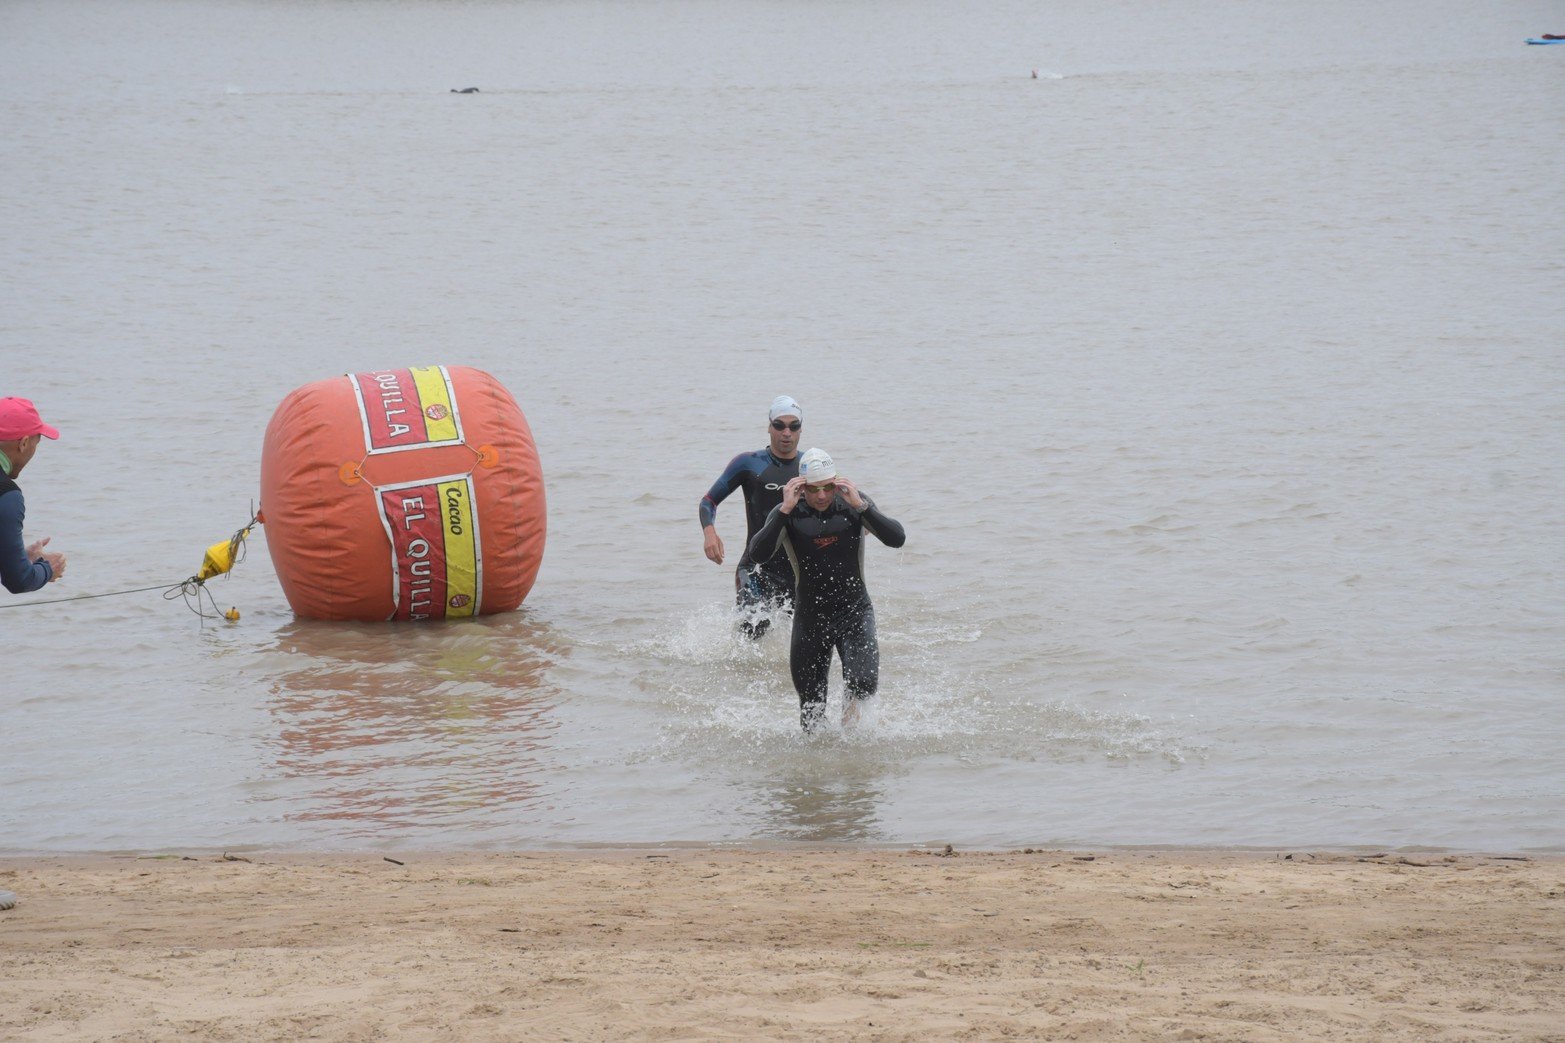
260,365,546,621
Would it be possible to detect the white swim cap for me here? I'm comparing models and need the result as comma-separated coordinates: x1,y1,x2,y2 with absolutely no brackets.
798,447,837,485
768,395,803,421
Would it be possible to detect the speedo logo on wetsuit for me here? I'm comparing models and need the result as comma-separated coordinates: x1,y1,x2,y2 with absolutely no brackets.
350,366,465,455
813,536,839,549
374,475,481,621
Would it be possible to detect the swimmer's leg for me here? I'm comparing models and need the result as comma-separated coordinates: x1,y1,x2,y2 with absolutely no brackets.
762,559,797,620
789,616,834,731
734,565,771,640
744,561,796,640
837,606,880,701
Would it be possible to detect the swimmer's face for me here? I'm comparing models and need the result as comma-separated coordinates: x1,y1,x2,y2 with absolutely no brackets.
803,481,836,510
768,415,800,457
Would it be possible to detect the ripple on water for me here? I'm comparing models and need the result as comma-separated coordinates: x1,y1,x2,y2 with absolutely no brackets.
624,602,1200,777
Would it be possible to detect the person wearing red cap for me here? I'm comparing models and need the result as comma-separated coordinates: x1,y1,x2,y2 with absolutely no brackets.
0,397,67,593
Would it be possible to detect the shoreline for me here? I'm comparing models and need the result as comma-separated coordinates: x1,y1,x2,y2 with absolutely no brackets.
4,848,1562,1041
8,838,1563,859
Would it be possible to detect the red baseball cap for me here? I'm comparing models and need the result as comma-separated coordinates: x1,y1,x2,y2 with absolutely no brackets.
0,398,61,440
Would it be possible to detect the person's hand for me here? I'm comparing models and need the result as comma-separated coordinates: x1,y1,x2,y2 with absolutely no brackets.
703,526,724,565
834,477,866,510
25,536,49,560
781,476,806,513
42,551,65,581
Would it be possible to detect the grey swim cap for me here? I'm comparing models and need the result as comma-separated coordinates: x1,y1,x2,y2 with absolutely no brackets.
768,395,803,421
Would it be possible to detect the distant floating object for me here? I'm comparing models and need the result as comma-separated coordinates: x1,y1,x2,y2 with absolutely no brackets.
450,86,481,93
260,365,546,622
1526,37,1565,44
1031,68,1038,78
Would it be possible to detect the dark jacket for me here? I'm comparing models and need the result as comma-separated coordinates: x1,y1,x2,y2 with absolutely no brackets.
0,473,52,593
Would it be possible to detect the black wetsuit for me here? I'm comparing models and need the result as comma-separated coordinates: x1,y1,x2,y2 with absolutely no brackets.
699,448,799,637
747,494,906,729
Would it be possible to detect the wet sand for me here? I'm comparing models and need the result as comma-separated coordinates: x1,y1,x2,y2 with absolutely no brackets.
2,849,1562,1041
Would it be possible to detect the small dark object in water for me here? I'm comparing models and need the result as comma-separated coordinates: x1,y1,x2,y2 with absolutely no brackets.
450,87,480,94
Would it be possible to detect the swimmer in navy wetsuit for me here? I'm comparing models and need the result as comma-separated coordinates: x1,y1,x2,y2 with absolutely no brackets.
699,395,804,639
747,448,905,731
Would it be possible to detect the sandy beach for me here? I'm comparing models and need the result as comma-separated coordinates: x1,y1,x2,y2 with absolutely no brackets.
2,848,1561,1041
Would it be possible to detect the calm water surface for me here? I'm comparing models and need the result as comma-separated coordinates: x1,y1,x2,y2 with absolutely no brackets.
2,0,1562,853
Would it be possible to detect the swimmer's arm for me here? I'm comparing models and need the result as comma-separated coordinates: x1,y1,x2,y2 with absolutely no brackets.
858,498,906,549
698,453,749,528
0,490,51,594
746,506,789,564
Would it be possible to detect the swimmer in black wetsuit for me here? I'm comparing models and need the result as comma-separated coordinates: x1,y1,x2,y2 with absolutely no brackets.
699,395,804,639
747,448,906,731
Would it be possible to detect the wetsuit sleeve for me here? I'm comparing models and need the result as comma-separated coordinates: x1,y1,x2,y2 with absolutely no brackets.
0,489,51,594
746,506,790,564
857,498,906,549
699,454,749,529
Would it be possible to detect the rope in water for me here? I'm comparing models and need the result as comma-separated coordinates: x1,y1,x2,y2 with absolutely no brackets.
0,511,257,622
0,583,173,608
0,578,232,620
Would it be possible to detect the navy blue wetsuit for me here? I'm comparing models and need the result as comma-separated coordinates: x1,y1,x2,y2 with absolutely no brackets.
0,474,53,594
700,448,799,637
747,494,906,729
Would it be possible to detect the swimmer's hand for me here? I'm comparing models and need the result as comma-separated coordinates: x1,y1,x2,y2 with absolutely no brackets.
781,476,806,513
834,477,866,510
703,525,724,565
